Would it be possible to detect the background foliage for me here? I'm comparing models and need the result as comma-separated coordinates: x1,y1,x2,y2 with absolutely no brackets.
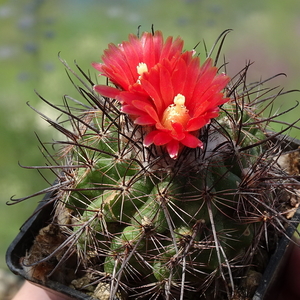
1,0,300,270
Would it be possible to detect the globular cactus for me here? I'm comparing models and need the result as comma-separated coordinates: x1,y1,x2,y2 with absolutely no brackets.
12,30,300,300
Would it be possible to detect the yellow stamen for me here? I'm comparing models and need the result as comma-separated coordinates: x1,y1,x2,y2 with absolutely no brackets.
137,62,148,76
162,94,190,130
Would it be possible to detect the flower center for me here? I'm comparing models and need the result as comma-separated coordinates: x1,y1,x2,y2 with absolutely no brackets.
162,94,190,130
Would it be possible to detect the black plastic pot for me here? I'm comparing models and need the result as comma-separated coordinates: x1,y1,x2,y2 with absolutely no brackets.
6,134,300,300
5,192,93,300
252,133,300,299
253,209,300,300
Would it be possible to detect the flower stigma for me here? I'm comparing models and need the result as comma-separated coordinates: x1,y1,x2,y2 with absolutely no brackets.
137,62,148,76
136,62,148,84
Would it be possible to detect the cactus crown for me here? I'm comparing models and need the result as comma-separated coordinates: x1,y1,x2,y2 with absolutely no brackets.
9,30,300,300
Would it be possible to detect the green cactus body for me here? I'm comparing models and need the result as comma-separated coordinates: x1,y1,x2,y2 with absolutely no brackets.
131,180,176,234
46,94,296,300
104,225,145,274
68,158,141,208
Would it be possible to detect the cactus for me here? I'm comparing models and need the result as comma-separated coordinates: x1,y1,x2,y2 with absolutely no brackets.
11,30,300,300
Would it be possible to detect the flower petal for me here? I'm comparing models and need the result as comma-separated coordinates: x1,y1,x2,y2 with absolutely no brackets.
93,85,120,99
91,62,104,72
186,115,210,132
121,105,144,116
171,122,186,140
153,131,173,145
134,115,157,125
166,140,180,159
143,130,158,146
181,133,203,148
159,63,174,108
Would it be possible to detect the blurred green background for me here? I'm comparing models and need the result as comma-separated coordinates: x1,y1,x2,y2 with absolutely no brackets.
1,0,300,271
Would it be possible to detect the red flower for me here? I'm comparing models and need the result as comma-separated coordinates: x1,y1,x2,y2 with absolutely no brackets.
93,31,230,159
93,30,184,98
